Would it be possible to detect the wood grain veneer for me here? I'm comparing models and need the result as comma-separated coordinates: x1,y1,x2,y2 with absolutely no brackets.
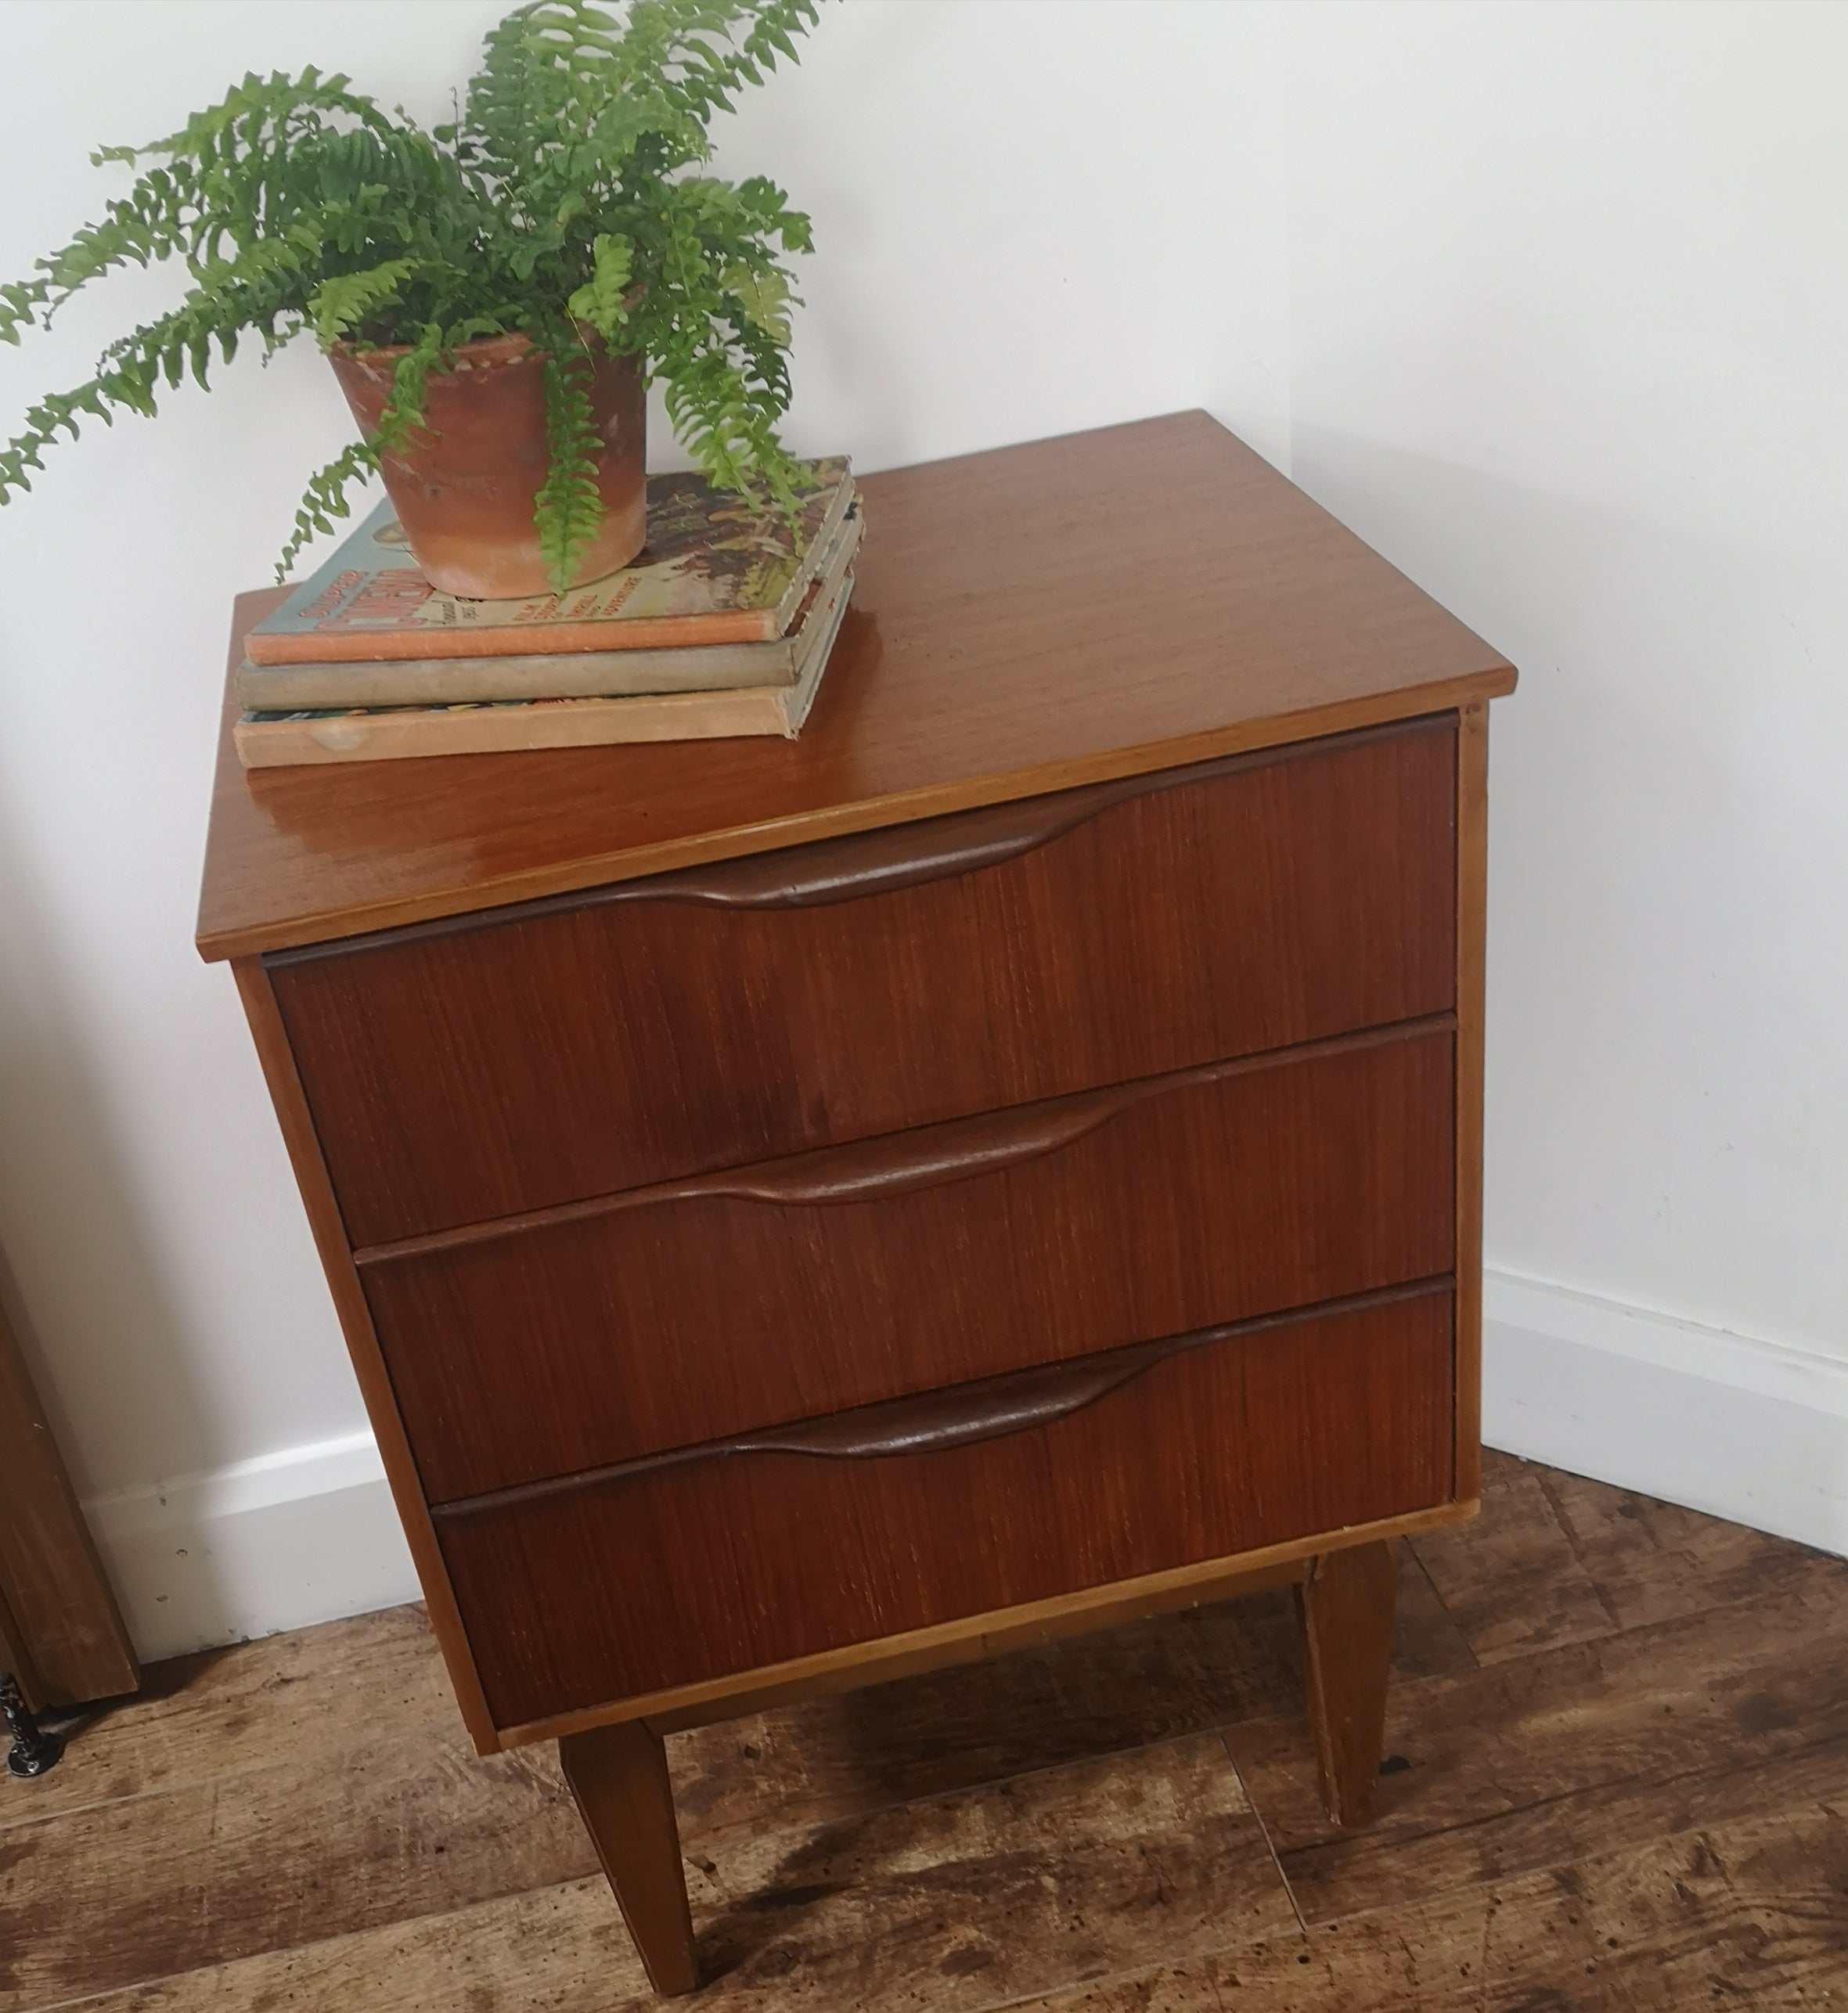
195,412,1513,961
0,1282,138,1709
360,1021,1455,1502
633,1552,1312,1738
229,960,498,1752
556,1720,697,1997
1296,1541,1400,1828
441,1322,1336,1509
1454,700,1490,1500
499,1500,1478,1748
437,1284,1455,1727
201,415,1513,1972
271,716,1456,1246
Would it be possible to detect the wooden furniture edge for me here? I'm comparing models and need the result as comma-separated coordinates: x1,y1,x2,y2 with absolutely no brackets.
0,1582,45,1711
1295,1539,1399,1828
196,679,1515,962
0,1280,139,1708
1454,700,1490,1500
266,714,1457,968
558,1719,700,1995
229,956,503,1754
495,1496,1479,1748
640,1557,1312,1739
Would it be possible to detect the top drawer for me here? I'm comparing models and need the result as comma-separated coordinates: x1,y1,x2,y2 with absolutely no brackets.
272,716,1457,1246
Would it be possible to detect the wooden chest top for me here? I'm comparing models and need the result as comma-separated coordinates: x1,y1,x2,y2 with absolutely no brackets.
196,409,1514,961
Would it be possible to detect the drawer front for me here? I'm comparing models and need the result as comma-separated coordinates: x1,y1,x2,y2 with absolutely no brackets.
275,717,1457,1247
433,1284,1456,1729
362,1023,1454,1503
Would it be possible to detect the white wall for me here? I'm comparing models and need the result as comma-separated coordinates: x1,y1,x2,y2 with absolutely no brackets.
0,1,1842,1657
1284,2,1848,1345
0,0,1290,1653
1277,2,1848,1547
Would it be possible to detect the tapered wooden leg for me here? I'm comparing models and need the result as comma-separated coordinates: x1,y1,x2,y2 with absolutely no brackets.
560,1718,698,1997
1295,1539,1397,1828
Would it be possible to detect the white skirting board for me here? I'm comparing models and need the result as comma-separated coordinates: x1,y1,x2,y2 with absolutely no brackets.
81,1431,418,1663
81,1273,1848,1662
1483,1269,1848,1559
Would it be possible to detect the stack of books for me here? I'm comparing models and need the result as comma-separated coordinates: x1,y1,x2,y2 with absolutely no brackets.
234,457,859,767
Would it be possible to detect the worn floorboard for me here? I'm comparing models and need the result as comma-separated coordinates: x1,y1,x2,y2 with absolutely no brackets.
672,1539,1472,1848
4,1457,1846,2011
1226,1572,1848,1920
0,1725,593,2007
1007,1783,1848,2011
0,1604,452,1831
1409,1455,1619,1665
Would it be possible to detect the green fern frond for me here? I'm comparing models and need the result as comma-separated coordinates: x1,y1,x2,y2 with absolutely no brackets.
308,260,420,345
276,436,380,580
371,323,446,451
0,2,824,564
534,334,606,594
726,264,790,344
565,232,632,343
2,236,319,500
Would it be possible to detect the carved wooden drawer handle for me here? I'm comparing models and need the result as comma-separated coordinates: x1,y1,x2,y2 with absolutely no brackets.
668,1010,1436,1206
611,719,1436,910
357,1016,1453,1265
283,716,1446,964
668,1349,1156,1464
682,1069,1162,1206
627,773,1189,909
430,1355,1149,1521
366,1068,1175,1260
429,1277,1453,1521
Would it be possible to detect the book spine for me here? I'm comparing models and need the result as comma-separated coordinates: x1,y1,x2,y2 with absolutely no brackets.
242,605,784,666
237,513,861,710
235,574,854,769
763,477,857,636
236,636,801,711
775,573,854,739
234,685,792,765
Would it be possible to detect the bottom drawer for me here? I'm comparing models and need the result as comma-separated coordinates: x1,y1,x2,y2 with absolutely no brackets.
435,1281,1455,1731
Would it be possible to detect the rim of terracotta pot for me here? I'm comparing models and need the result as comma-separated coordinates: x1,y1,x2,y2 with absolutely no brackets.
327,329,544,374
327,327,643,373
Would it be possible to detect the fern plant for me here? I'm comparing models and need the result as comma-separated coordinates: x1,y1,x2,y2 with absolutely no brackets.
0,0,821,592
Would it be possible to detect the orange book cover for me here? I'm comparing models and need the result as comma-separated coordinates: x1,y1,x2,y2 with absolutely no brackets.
245,459,852,665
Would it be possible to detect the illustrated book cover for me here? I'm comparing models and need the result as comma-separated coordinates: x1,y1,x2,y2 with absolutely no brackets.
244,457,854,665
236,501,861,711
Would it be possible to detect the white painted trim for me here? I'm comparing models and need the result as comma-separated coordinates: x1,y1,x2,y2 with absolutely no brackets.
81,1429,417,1664
75,1271,1848,1662
1486,1269,1848,1421
1483,1267,1848,1561
84,1428,388,1539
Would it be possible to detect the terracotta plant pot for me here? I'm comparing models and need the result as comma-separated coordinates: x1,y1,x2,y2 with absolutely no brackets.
327,333,647,600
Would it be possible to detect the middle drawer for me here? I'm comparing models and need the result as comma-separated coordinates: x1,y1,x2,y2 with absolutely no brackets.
360,1021,1455,1503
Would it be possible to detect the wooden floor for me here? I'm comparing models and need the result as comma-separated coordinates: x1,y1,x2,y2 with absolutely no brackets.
5,1452,1848,2011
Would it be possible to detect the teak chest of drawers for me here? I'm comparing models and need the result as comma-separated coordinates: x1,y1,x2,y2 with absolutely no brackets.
198,412,1515,1997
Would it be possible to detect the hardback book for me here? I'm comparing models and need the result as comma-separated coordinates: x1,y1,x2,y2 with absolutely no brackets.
235,570,853,768
244,456,855,665
236,502,861,711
